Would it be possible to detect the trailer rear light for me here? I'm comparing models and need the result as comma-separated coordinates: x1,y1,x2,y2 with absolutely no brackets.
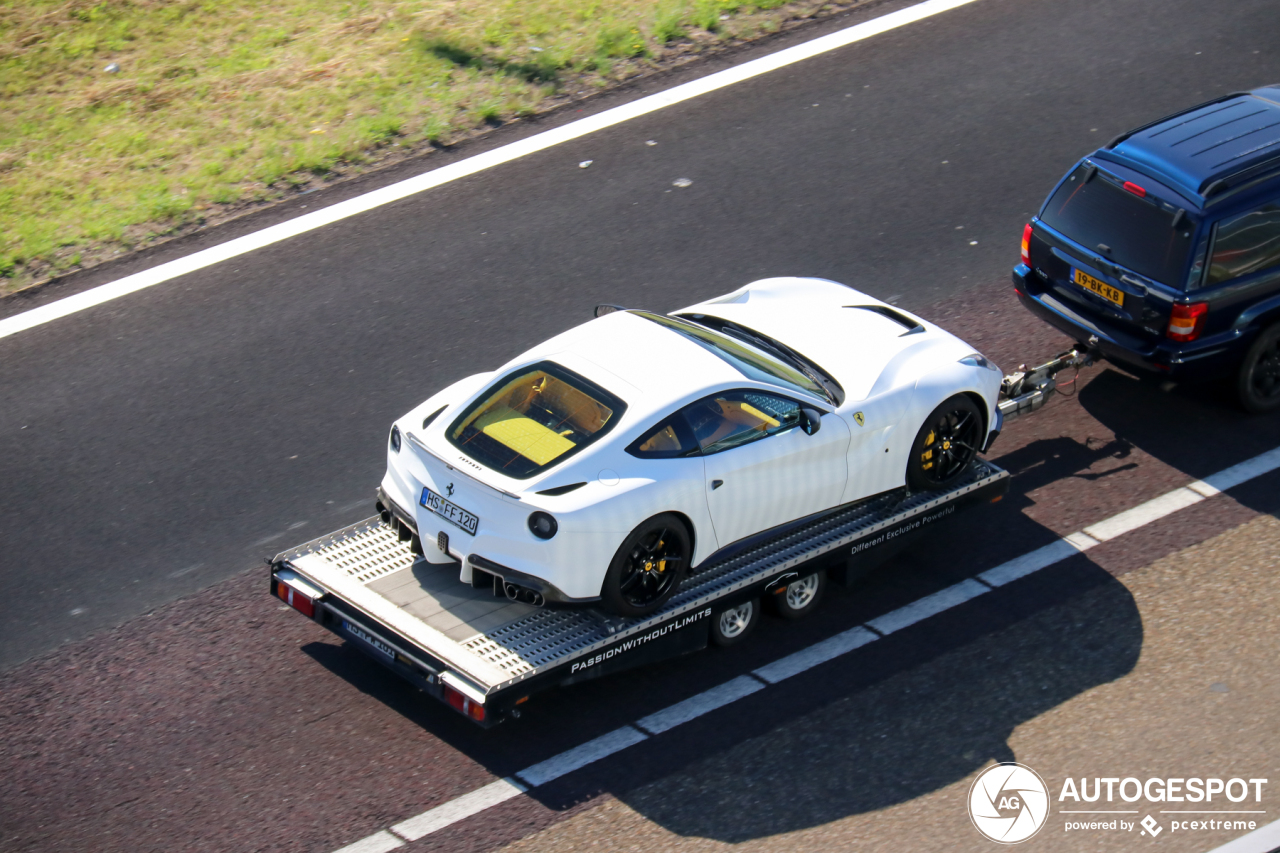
1166,302,1208,342
443,684,486,722
1020,223,1033,266
275,580,316,618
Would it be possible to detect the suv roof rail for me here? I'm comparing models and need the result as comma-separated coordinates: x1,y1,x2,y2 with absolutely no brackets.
1201,152,1280,204
1106,91,1253,150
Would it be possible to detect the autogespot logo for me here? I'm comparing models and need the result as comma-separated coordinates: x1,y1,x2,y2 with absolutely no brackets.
969,762,1051,844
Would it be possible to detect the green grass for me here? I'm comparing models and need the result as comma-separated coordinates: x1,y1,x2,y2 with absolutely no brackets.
0,0,828,289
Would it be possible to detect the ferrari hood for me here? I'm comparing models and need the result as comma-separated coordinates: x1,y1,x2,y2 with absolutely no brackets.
677,278,958,402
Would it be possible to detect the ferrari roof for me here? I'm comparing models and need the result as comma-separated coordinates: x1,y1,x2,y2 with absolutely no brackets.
519,310,743,411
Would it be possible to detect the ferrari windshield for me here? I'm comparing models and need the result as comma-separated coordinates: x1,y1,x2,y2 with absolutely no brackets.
447,362,625,478
633,311,831,402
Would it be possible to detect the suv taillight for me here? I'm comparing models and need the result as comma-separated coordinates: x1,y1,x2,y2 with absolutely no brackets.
1020,223,1033,267
1166,302,1208,342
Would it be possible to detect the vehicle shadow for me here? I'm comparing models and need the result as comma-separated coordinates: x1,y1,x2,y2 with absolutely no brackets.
1076,367,1280,514
600,556,1141,842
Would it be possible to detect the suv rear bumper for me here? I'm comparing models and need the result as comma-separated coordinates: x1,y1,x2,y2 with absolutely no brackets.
1013,265,1246,382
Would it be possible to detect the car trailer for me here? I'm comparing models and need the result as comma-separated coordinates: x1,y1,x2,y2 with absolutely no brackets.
270,345,1093,727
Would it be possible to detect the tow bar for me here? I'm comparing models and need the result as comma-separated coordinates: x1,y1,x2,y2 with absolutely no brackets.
998,338,1098,422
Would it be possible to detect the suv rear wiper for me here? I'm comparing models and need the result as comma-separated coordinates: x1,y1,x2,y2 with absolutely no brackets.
678,314,844,406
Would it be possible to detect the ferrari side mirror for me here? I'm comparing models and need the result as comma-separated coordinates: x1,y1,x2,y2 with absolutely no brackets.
800,407,823,435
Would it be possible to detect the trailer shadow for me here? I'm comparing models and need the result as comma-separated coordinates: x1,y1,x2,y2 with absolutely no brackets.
601,556,1140,842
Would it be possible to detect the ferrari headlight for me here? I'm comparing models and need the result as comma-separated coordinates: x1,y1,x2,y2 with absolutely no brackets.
389,424,402,453
959,353,998,371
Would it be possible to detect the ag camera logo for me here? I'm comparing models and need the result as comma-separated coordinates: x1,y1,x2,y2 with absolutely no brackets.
969,762,1050,844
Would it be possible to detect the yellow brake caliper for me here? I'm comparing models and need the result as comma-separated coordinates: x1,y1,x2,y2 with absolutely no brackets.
921,429,936,470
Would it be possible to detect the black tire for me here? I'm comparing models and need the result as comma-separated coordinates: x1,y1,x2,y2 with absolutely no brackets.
906,394,983,492
710,599,760,647
768,569,826,620
1236,324,1280,413
601,514,690,617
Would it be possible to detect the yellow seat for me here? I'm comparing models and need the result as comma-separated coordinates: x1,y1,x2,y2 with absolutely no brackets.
474,404,576,466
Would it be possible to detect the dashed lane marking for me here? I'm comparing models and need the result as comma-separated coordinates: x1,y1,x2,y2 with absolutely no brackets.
330,444,1280,853
389,777,528,843
0,0,982,343
635,674,766,735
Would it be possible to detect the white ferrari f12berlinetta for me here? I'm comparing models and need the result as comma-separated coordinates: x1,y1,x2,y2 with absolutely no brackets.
378,277,1003,616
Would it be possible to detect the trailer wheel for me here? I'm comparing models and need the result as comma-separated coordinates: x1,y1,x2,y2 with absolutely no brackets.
601,514,690,617
770,570,826,620
710,599,759,647
906,395,982,491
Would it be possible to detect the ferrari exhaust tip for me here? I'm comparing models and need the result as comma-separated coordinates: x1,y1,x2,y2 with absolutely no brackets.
503,582,545,607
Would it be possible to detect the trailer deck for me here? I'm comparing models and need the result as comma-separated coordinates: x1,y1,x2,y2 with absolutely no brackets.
273,457,1009,722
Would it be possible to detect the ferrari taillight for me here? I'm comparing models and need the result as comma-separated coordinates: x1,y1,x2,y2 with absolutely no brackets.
1020,223,1033,267
1166,302,1208,342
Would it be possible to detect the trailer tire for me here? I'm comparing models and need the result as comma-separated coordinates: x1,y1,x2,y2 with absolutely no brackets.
769,570,826,620
710,599,760,647
601,514,690,617
906,394,982,492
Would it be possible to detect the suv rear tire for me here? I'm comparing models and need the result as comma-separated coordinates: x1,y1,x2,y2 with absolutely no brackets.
1236,323,1280,413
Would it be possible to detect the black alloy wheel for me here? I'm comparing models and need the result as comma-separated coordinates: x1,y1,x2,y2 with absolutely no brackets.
1237,324,1280,414
906,394,983,492
601,514,690,617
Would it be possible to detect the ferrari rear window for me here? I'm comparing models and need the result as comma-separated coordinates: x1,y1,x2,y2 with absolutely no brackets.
447,362,625,479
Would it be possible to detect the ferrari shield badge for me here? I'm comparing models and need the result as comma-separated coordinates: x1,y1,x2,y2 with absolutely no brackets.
854,412,865,426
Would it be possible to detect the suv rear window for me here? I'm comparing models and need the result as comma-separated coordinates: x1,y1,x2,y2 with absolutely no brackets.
1039,164,1195,287
447,362,625,478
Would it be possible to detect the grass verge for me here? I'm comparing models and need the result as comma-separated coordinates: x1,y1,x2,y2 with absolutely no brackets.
1,0,854,294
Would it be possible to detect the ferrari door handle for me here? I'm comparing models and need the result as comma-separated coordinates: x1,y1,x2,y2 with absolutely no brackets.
711,479,724,490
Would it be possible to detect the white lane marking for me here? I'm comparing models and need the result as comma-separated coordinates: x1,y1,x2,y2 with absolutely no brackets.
1083,487,1204,542
635,675,765,734
1200,445,1280,493
390,777,528,841
330,445,1280,853
866,578,989,635
753,626,878,684
0,0,982,343
333,830,404,853
515,726,649,788
978,533,1098,587
1203,816,1280,853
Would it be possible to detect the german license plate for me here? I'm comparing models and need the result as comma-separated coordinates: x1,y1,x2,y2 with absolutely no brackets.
420,487,479,535
1073,268,1124,307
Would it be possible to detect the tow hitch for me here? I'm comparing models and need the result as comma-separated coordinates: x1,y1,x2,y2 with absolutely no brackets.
998,338,1098,422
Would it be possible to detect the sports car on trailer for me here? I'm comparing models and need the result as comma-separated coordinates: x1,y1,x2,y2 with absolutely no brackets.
377,277,1003,616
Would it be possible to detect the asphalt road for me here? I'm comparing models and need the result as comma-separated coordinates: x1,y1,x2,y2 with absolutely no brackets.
2,0,1279,850
4,0,1277,669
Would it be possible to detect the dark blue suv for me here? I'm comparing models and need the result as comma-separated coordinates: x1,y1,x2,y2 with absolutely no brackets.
1014,85,1280,412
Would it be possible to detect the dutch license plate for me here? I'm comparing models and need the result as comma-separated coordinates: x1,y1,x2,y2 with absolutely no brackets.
1073,268,1124,307
343,620,395,661
420,487,479,535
